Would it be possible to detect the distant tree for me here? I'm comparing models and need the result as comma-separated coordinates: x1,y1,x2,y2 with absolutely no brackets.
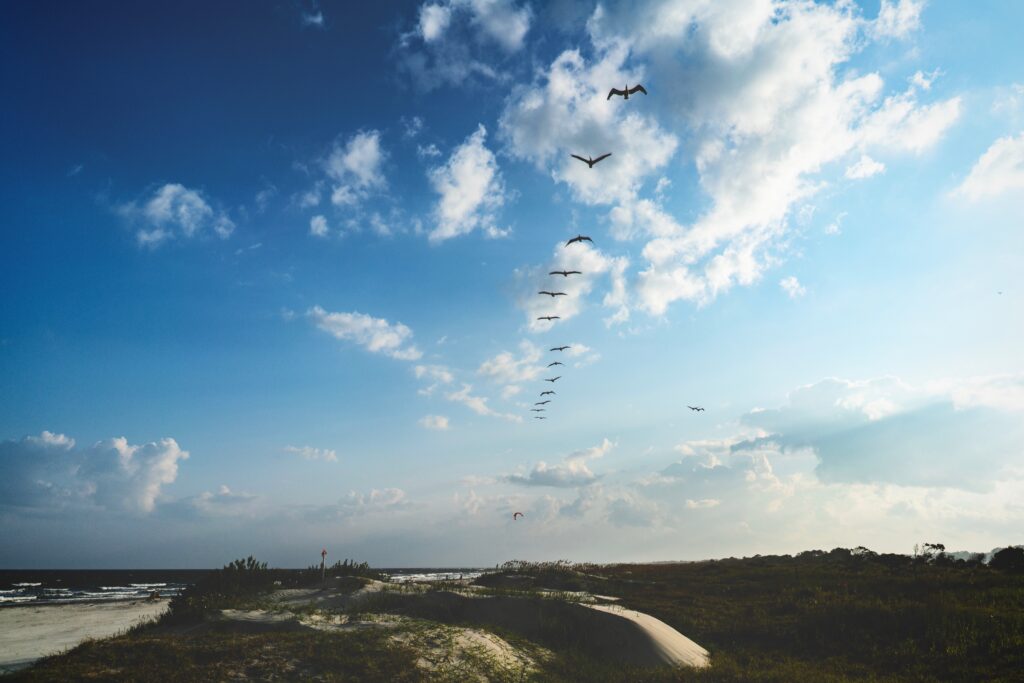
989,547,1024,573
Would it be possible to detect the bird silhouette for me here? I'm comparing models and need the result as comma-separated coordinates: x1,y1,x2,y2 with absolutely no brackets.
530,408,546,412
534,416,547,420
607,84,647,100
687,406,705,412
566,235,593,246
538,291,568,297
537,315,560,321
545,376,561,383
570,153,611,168
550,270,582,277
540,390,555,396
550,346,570,352
513,511,524,520
547,361,564,367
535,400,551,405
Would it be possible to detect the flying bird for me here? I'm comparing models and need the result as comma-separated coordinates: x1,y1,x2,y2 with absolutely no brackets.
547,362,564,367
537,315,560,321
545,376,561,383
535,400,551,405
550,346,570,352
513,511,524,520
687,406,705,412
607,84,648,100
538,291,568,297
534,416,547,420
540,391,555,396
566,235,593,246
570,153,611,168
549,270,582,277
530,408,546,412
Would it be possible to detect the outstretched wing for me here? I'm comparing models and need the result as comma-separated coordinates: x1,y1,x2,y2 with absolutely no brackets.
570,154,588,164
565,270,582,275
607,88,626,100
592,153,612,165
628,84,647,96
547,362,563,367
566,236,580,245
551,292,567,296
539,291,554,296
549,270,566,276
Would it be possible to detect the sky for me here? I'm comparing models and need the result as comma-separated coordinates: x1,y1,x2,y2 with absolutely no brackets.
1,0,1022,568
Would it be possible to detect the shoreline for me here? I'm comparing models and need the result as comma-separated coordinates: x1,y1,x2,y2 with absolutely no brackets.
0,599,169,673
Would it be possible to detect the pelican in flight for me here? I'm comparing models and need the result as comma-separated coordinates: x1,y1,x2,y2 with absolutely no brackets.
534,416,547,420
530,408,546,412
566,235,593,246
535,400,551,405
545,376,561,383
550,270,582,277
571,153,611,168
687,406,705,412
537,315,560,321
547,361,564,367
538,291,568,297
513,511,524,520
607,84,647,100
540,390,555,396
550,345,570,352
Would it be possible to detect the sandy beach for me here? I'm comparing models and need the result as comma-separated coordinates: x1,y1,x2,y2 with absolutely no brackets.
0,600,168,673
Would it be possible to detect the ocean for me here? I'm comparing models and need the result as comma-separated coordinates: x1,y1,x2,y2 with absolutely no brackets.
0,568,486,606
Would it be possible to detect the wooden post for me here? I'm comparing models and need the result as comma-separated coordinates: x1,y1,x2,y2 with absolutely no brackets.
321,548,327,587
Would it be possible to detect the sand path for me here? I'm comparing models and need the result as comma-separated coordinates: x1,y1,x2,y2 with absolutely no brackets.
0,600,168,673
584,603,709,668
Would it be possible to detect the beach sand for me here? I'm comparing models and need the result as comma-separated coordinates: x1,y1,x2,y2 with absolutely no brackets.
0,600,168,673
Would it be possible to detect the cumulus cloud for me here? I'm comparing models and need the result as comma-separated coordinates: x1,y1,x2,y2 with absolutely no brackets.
500,1,961,317
401,0,532,90
119,183,234,248
873,0,925,39
428,125,508,242
308,305,422,361
414,364,455,396
504,438,614,487
779,275,806,299
845,154,886,179
477,340,545,387
284,445,338,462
325,130,387,207
516,241,629,331
0,432,187,513
419,415,450,430
309,214,329,237
445,384,521,422
953,133,1024,201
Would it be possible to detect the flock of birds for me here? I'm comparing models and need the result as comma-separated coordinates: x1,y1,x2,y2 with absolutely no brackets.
512,83,703,521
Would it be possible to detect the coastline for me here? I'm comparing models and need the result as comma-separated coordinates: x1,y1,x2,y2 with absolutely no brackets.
0,599,169,673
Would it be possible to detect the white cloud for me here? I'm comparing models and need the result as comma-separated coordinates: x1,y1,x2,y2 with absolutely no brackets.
685,498,721,509
845,154,886,179
309,214,329,237
121,183,234,248
0,432,188,514
779,275,806,299
445,384,520,421
325,130,387,207
873,0,925,39
419,415,451,430
284,445,338,462
825,211,847,236
302,11,324,27
953,133,1024,201
477,340,545,385
308,305,422,361
419,3,452,41
505,438,615,488
428,125,507,242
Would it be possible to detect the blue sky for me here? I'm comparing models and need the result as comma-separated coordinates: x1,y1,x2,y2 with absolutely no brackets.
1,0,1022,568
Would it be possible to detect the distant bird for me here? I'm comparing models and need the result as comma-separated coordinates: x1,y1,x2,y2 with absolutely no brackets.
570,153,611,168
547,361,564,367
535,400,551,405
534,416,547,420
550,346,570,352
545,376,561,383
550,270,582,277
566,235,593,246
538,291,568,297
530,408,546,412
687,406,705,412
537,315,560,321
513,511,524,520
540,391,555,396
607,84,647,100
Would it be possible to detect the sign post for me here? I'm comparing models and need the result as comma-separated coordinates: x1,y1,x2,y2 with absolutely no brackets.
321,548,327,586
